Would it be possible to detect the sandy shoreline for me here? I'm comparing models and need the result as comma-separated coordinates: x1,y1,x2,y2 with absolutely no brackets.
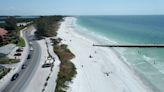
57,17,153,92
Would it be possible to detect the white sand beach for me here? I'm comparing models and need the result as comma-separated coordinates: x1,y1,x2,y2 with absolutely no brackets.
57,17,153,92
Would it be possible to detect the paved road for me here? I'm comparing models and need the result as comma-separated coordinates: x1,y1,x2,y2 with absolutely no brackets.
2,26,42,92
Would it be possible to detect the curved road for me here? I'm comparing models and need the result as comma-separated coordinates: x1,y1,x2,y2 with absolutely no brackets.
2,26,42,92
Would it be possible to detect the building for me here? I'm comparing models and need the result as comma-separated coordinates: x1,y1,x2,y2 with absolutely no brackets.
17,22,31,27
0,28,8,43
0,28,8,37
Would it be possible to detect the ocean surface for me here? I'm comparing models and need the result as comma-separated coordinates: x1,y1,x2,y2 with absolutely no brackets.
74,15,164,92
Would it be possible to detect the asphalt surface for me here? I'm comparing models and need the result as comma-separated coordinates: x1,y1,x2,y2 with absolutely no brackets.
2,26,42,92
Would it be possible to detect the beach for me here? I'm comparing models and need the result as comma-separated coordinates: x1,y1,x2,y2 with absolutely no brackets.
57,17,153,92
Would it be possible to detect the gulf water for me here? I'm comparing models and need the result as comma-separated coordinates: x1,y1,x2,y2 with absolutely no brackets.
75,15,164,92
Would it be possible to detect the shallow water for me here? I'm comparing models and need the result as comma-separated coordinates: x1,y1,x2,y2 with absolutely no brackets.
74,15,164,92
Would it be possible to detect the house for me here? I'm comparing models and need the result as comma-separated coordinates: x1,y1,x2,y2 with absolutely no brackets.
17,22,31,27
0,28,8,43
0,28,8,37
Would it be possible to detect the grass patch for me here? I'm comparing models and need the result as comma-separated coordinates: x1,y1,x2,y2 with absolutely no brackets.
0,68,11,79
53,42,77,92
0,53,6,59
17,37,25,47
0,58,20,64
16,25,27,31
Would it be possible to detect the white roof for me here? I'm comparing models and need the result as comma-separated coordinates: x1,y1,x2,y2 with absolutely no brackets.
0,44,16,54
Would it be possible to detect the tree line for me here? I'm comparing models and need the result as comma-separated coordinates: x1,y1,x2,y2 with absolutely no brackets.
35,16,64,37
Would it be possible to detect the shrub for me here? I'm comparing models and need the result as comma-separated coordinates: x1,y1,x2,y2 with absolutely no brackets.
17,37,25,47
0,58,20,64
0,68,10,79
54,43,77,92
54,44,75,62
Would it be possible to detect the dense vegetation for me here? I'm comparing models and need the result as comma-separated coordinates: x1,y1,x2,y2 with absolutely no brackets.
16,17,36,23
35,16,63,37
16,37,25,47
35,15,76,92
0,68,10,79
0,58,20,64
0,29,24,47
55,61,76,92
0,53,6,58
0,16,32,47
0,16,36,29
54,44,75,61
0,51,20,64
4,16,17,30
0,23,5,28
1,16,76,91
0,16,33,79
53,41,77,92
0,31,19,47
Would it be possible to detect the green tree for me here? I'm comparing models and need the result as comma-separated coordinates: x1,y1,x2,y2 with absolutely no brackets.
5,16,17,30
35,16,63,37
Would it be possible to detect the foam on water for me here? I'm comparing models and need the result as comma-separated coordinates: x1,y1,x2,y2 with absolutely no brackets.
73,16,164,92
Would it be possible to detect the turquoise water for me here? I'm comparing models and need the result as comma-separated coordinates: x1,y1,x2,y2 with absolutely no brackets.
75,15,164,92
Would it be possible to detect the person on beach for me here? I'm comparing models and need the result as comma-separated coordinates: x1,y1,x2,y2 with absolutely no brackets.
89,55,93,58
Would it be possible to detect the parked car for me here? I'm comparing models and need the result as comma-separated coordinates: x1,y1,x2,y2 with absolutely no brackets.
14,53,22,56
16,48,23,52
22,64,27,69
11,73,19,81
42,63,52,68
27,54,31,59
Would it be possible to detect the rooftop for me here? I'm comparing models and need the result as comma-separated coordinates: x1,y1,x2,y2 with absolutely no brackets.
0,28,8,36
